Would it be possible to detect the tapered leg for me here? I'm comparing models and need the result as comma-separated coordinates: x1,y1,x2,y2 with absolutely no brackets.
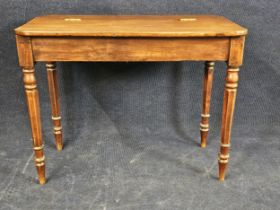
22,68,46,184
200,61,215,148
46,62,63,151
218,66,239,181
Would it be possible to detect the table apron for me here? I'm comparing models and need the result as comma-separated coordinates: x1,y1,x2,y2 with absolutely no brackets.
31,37,230,62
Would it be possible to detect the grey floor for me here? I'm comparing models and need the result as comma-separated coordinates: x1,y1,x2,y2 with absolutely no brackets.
0,61,279,210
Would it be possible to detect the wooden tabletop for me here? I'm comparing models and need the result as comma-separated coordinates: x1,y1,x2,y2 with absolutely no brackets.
15,15,247,37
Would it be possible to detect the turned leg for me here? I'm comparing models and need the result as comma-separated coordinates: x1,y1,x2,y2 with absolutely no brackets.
218,66,239,181
22,68,46,184
46,62,63,150
200,61,215,148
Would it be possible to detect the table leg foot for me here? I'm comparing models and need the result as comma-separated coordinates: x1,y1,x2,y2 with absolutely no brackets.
218,163,227,181
200,132,208,148
55,136,63,151
36,165,46,185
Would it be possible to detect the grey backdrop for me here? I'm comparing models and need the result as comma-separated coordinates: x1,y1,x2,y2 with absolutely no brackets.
0,1,279,210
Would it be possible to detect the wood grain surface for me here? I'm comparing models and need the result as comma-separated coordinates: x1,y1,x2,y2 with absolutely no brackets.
32,37,230,62
15,15,247,37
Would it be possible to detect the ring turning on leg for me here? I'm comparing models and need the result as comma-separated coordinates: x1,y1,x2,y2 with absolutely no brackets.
46,62,63,150
200,61,215,148
218,66,239,181
22,68,46,184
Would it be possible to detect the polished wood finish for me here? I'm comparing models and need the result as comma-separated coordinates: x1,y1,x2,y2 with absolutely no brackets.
218,35,245,181
16,35,46,184
32,37,229,62
228,36,246,66
15,15,247,37
46,62,63,150
15,15,247,184
200,61,215,148
219,66,239,181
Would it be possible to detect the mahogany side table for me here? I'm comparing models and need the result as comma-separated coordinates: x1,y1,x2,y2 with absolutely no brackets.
15,15,247,184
